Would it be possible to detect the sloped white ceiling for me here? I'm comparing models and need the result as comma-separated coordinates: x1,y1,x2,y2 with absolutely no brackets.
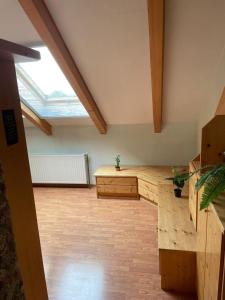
0,0,40,44
45,0,152,125
0,0,225,127
164,0,225,123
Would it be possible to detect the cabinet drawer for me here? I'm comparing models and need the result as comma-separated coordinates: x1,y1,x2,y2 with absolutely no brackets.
97,184,137,196
138,179,158,203
96,176,137,186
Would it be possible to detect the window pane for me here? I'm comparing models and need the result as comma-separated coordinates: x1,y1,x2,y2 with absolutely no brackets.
19,46,76,99
16,46,88,118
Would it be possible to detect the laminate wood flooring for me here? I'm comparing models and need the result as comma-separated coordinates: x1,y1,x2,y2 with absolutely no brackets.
34,187,196,300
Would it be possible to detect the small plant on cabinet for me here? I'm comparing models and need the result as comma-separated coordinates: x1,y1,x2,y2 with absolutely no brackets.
172,155,225,209
115,155,120,171
166,167,188,198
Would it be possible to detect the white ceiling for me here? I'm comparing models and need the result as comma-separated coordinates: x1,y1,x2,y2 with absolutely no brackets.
164,0,225,123
0,0,40,44
0,0,225,127
45,0,151,125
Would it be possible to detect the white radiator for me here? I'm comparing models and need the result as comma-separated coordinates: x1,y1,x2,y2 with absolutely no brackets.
28,154,89,184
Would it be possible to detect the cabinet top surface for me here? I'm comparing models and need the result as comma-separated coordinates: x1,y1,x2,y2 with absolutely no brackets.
94,165,187,185
158,184,196,251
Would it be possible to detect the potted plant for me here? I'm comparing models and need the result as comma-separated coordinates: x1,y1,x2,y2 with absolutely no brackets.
115,155,120,171
172,160,225,209
166,167,189,198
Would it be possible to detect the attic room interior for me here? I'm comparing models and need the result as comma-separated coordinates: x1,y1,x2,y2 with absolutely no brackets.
1,0,225,299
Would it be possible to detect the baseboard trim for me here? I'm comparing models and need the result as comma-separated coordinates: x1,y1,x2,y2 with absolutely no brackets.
32,183,94,188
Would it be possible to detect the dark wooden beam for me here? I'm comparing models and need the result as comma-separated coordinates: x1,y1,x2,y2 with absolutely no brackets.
0,38,40,62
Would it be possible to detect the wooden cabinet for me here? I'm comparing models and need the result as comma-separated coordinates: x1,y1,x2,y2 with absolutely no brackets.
94,166,172,200
197,190,225,300
158,185,196,293
138,179,158,204
96,176,138,199
96,177,137,186
97,184,137,196
204,205,225,300
192,101,225,299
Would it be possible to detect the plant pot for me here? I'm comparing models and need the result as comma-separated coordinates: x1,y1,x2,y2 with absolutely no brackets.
115,166,120,171
174,188,182,198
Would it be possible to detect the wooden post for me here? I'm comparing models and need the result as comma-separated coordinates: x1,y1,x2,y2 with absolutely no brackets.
0,40,48,299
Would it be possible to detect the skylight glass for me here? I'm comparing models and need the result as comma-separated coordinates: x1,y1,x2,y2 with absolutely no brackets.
16,46,88,118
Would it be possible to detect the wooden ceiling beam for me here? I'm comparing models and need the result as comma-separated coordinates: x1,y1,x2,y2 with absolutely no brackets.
21,102,52,135
147,0,165,133
18,0,107,134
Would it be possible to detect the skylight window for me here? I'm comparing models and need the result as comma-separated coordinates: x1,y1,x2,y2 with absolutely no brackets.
16,46,88,118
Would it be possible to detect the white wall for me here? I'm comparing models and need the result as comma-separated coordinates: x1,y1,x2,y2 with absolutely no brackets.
25,123,197,183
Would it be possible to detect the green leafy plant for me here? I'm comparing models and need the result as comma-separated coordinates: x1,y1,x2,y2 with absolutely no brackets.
173,163,225,210
166,167,190,197
167,167,189,188
115,155,120,168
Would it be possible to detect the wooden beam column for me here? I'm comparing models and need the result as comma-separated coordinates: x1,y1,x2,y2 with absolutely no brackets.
21,102,52,135
147,0,165,133
19,0,107,134
0,40,48,300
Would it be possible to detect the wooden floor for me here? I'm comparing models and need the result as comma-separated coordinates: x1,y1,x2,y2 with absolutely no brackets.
34,187,196,300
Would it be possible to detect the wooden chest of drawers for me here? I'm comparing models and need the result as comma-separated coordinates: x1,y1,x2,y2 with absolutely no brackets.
96,176,138,199
95,166,173,201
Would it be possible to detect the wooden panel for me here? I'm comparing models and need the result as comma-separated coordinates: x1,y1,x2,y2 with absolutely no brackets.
196,189,208,300
215,87,225,116
201,115,225,166
0,59,48,299
21,102,52,135
158,185,196,252
159,249,196,293
96,176,137,186
204,204,225,300
196,191,225,300
147,0,165,133
97,184,137,196
18,0,107,134
138,178,158,203
189,162,199,230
